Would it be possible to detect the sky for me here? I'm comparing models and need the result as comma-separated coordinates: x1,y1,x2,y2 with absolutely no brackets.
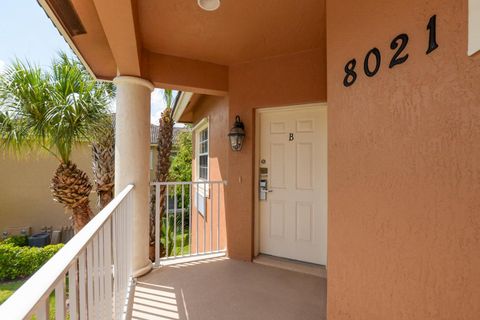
0,1,168,124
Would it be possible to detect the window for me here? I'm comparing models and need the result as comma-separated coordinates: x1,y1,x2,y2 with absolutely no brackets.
198,128,209,180
197,126,209,180
194,120,209,215
150,149,154,170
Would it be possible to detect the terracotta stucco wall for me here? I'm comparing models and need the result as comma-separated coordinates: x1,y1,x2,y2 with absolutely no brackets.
227,48,327,260
327,0,480,319
0,145,96,235
190,95,229,253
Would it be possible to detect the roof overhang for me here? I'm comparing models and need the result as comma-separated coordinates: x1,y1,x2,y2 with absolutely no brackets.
38,0,96,79
37,0,325,95
172,91,193,123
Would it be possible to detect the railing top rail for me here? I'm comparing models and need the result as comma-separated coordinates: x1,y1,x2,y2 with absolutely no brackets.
151,180,227,186
0,184,135,319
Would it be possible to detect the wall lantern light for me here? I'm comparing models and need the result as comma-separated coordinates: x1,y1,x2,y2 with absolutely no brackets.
198,0,220,11
228,115,245,152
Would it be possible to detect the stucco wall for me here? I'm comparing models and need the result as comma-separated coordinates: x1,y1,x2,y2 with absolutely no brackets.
327,0,480,319
190,95,229,253
227,48,327,260
0,145,96,235
0,142,158,237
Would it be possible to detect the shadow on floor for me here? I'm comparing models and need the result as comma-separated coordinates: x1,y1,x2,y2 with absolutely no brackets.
132,257,326,320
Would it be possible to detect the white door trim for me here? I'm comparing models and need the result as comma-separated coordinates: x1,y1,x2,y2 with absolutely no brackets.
253,103,327,264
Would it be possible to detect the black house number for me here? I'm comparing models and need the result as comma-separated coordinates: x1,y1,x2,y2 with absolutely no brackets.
343,15,438,88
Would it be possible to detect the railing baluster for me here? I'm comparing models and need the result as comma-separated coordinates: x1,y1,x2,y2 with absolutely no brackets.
181,184,185,256
189,183,192,255
126,190,133,296
93,235,100,317
36,296,50,320
155,184,160,266
55,278,66,319
104,219,112,319
98,228,105,319
166,185,170,258
196,184,199,254
210,182,213,253
119,197,125,306
69,262,78,320
86,242,94,320
174,184,177,257
112,204,119,319
79,251,87,320
203,181,206,254
217,182,221,252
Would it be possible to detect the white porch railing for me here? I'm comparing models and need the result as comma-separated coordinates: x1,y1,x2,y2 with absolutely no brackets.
0,184,134,320
152,181,227,266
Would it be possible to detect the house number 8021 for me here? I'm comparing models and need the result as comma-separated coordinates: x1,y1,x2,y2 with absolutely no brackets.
343,15,438,88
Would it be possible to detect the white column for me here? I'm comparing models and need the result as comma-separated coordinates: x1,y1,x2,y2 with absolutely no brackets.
113,76,154,277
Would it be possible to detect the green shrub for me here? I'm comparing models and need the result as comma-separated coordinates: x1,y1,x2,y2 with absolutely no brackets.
0,243,64,281
1,235,28,247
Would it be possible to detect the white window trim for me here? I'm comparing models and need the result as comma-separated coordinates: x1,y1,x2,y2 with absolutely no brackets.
469,0,480,56
150,149,154,170
194,118,209,197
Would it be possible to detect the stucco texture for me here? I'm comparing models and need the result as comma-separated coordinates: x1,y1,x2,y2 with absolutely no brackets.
327,0,480,319
190,95,229,253
0,145,96,235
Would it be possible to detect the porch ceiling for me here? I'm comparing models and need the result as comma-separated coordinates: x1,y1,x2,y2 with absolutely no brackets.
138,0,325,66
39,0,325,94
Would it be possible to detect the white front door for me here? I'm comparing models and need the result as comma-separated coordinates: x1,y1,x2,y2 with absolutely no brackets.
259,106,327,265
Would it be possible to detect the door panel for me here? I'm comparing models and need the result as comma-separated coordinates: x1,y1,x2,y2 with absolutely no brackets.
259,106,327,265
270,143,286,189
270,201,285,237
296,142,313,190
296,202,313,242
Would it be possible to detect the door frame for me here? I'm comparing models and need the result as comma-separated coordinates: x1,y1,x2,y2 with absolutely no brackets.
253,103,328,263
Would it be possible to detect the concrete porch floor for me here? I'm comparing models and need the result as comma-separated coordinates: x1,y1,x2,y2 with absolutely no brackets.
132,257,326,320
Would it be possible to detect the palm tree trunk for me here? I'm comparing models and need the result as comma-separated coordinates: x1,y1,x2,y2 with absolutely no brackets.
72,199,93,232
92,120,115,209
51,162,94,233
150,103,174,260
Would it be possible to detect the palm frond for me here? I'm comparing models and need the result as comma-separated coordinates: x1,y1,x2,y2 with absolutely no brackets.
0,52,113,163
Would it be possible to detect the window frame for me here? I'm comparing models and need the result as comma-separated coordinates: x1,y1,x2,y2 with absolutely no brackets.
194,118,210,198
150,149,154,170
197,125,209,181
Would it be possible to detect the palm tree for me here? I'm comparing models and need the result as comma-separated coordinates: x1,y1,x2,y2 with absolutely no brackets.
92,116,115,209
0,53,113,232
149,89,175,258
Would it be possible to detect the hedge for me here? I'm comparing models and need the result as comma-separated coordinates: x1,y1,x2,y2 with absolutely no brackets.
0,243,64,281
1,235,28,247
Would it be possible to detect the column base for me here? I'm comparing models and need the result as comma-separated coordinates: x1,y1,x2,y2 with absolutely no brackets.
133,259,153,278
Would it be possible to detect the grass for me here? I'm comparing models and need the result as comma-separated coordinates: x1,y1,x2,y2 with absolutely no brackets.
1,280,61,319
162,231,190,257
175,232,190,255
0,279,25,304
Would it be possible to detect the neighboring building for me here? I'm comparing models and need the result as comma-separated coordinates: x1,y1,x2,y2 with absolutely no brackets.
2,1,480,320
